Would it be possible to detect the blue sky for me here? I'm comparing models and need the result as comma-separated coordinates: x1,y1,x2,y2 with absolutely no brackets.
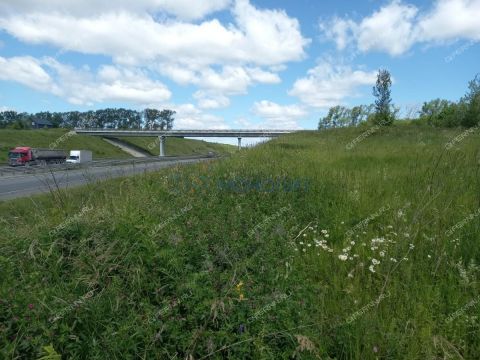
0,0,479,133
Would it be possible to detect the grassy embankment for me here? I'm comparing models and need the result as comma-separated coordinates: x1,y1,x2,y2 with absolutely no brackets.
0,129,129,163
1,124,479,359
118,136,236,156
0,129,235,164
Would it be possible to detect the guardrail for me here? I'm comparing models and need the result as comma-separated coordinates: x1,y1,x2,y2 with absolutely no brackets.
0,154,216,177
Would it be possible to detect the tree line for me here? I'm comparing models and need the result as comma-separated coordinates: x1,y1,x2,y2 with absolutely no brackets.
0,108,176,130
319,71,480,129
417,75,480,128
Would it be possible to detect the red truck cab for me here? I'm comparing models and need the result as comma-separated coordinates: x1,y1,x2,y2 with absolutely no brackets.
8,147,32,166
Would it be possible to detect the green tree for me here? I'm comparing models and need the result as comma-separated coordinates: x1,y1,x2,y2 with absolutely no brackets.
461,74,480,127
159,109,176,130
350,106,363,126
419,99,452,125
372,69,394,126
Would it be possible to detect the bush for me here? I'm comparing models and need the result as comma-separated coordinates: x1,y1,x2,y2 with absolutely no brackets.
435,102,468,128
370,112,394,126
461,95,480,127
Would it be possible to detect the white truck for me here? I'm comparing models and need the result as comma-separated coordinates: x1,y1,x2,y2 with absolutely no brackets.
66,150,93,164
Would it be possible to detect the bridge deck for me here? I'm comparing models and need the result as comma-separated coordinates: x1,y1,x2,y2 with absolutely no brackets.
75,129,297,138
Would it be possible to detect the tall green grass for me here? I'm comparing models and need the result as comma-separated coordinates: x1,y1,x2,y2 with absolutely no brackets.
1,125,479,359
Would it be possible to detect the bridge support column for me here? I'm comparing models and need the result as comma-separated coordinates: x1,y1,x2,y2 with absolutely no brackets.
159,136,166,157
238,137,242,150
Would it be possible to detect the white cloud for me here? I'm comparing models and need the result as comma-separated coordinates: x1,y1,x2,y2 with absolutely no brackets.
289,60,377,108
320,0,480,56
0,0,307,107
356,1,418,56
157,64,281,93
0,1,308,67
246,67,281,84
193,91,231,110
0,56,55,92
174,103,229,129
320,17,356,50
0,0,231,20
417,0,480,42
252,100,306,128
0,0,312,123
0,56,171,106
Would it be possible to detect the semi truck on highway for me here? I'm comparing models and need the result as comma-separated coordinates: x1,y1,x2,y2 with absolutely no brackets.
66,150,93,164
8,147,67,166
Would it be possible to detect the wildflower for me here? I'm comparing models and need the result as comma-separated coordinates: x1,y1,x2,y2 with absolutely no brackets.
427,254,431,259
341,221,345,224
321,230,328,234
369,265,376,273
390,258,397,262
28,304,34,310
338,254,348,261
372,259,380,265
409,244,415,250
379,251,385,257
325,234,329,238
303,233,307,237
350,241,355,245
387,225,393,229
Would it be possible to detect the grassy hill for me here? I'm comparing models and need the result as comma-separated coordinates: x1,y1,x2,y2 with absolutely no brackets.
118,136,236,156
0,129,236,164
0,129,129,163
1,125,479,359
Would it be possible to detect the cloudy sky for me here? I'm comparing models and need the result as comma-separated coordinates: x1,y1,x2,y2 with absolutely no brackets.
0,0,479,130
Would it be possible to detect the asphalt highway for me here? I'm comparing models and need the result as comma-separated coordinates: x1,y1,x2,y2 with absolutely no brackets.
0,158,207,201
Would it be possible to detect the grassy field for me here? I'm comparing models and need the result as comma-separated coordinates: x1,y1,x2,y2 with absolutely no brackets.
118,136,236,156
1,125,479,359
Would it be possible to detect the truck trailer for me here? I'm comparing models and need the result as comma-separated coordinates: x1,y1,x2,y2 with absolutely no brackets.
66,150,93,164
8,147,67,166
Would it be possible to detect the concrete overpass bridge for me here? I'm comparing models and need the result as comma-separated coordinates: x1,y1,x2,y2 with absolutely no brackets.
75,129,297,156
